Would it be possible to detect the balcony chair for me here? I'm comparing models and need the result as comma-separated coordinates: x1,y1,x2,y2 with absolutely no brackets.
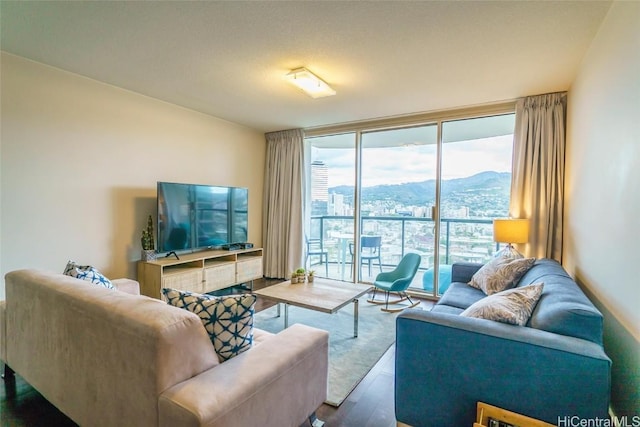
368,252,421,312
422,264,453,295
349,235,383,278
305,237,329,276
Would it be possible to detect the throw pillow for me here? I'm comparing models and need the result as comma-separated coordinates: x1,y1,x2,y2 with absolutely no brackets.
162,288,256,362
468,256,535,295
63,260,115,290
461,283,544,326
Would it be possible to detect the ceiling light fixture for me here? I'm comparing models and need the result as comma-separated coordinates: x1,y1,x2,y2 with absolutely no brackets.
285,67,336,99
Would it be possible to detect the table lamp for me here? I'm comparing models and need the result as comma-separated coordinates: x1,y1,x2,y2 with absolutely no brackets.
493,218,530,258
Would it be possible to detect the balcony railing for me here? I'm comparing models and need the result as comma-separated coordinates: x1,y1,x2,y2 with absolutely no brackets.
308,215,499,290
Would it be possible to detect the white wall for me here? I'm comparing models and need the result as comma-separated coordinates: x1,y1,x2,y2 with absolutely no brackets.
564,1,639,416
0,53,265,298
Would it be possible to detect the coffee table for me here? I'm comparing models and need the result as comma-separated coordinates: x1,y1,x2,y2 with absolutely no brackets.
253,278,373,337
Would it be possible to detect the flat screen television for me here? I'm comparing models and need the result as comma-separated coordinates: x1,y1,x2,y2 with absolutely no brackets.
157,181,248,253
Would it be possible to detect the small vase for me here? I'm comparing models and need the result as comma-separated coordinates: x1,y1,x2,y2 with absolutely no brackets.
141,249,157,261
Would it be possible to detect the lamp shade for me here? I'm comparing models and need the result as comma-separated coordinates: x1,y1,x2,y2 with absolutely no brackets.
493,218,530,244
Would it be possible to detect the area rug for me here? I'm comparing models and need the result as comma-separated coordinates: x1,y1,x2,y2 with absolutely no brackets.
254,297,398,406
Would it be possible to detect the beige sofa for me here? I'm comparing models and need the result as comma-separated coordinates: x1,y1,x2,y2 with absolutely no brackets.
0,269,329,427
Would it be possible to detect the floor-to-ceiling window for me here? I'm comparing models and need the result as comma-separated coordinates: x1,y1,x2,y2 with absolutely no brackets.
305,133,356,281
305,105,515,298
434,114,515,296
359,125,438,283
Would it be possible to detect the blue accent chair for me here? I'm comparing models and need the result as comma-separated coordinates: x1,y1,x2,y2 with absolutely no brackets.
368,253,421,312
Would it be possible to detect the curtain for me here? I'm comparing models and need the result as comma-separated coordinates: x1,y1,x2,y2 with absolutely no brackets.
262,129,305,278
510,92,566,261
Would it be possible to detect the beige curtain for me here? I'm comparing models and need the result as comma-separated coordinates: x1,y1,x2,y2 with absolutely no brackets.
262,129,305,278
510,92,566,261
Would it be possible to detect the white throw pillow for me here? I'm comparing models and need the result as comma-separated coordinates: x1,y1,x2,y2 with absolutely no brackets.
461,283,544,326
162,288,256,362
468,256,535,295
63,260,114,290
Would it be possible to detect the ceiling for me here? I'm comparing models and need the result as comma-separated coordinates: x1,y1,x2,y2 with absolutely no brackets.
1,1,611,133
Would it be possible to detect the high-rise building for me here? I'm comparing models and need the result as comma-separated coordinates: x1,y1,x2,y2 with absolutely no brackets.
328,193,345,216
311,160,329,215
311,161,328,202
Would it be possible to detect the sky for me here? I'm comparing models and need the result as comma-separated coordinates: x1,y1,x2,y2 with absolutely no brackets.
312,134,514,188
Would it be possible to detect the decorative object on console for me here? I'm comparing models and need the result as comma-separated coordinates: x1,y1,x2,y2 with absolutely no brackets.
308,270,315,283
63,260,114,290
461,283,544,326
295,267,307,283
140,214,157,261
468,255,535,295
493,218,529,258
162,288,256,362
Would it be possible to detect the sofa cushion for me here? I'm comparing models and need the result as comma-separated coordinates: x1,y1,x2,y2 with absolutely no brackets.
436,282,486,310
162,289,256,361
515,259,604,345
63,260,114,290
468,256,535,295
460,283,544,326
430,304,464,316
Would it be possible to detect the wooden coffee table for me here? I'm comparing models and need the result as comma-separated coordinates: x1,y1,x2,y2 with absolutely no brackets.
253,278,373,337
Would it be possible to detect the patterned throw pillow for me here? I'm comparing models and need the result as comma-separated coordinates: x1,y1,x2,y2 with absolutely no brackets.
63,260,115,290
468,256,535,295
162,288,256,362
461,283,544,326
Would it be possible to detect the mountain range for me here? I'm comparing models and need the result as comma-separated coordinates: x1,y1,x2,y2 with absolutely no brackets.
329,171,511,207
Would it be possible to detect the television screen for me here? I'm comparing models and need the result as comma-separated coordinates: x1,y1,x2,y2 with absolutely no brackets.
157,182,248,253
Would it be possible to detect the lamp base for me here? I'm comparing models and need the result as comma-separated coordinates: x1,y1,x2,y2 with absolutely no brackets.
495,243,524,259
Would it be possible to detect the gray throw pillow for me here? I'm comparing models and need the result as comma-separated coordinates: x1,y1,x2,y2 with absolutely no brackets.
461,283,544,326
468,256,535,295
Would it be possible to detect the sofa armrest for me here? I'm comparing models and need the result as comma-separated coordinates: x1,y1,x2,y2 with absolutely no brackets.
395,309,611,426
158,323,329,427
451,262,483,283
111,278,140,295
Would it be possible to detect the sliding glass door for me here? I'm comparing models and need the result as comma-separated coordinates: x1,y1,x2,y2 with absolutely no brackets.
305,108,515,298
358,125,438,283
436,114,515,296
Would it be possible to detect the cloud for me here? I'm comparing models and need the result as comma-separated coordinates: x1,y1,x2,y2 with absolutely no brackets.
312,135,512,187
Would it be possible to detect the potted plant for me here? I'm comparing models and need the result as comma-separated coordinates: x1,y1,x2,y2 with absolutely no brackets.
295,267,306,283
307,270,315,283
290,271,298,284
141,215,157,261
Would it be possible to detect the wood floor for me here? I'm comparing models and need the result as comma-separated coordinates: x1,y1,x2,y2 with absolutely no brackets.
1,278,433,427
0,345,397,427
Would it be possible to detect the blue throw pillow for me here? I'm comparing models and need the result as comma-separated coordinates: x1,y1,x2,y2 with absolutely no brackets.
63,260,114,290
162,288,256,362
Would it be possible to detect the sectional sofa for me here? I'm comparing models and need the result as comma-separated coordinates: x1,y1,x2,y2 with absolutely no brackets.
396,258,611,426
1,269,329,427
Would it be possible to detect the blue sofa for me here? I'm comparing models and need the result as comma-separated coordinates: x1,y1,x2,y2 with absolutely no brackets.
395,258,611,426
